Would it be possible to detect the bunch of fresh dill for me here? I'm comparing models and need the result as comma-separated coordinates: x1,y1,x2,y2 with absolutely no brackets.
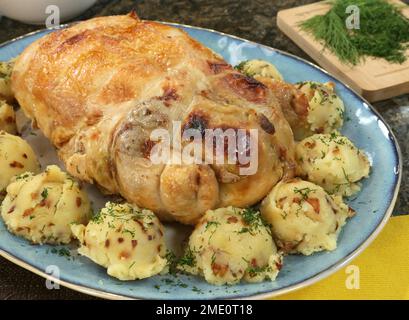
300,0,409,65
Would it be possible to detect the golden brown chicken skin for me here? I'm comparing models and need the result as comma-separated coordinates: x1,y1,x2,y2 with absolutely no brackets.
12,14,296,224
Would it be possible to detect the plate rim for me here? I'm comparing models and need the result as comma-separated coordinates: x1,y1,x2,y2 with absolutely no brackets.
0,21,403,300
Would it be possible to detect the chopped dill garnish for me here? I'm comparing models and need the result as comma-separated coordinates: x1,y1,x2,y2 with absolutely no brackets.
51,247,71,258
293,187,317,216
41,188,49,200
161,278,175,285
246,265,272,278
234,60,249,72
293,187,316,201
177,281,189,288
242,257,272,277
14,173,32,181
317,131,348,147
205,221,220,230
192,286,204,294
236,207,271,235
178,247,197,267
300,0,409,65
122,228,135,237
165,250,178,275
342,167,351,183
90,202,155,228
211,252,217,266
205,220,220,242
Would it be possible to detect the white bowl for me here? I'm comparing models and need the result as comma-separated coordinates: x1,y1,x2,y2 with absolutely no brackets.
0,0,97,25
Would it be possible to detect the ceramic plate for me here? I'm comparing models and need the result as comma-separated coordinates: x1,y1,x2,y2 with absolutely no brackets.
0,22,402,300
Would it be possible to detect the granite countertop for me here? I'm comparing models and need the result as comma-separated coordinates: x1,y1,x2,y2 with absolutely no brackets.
0,0,408,300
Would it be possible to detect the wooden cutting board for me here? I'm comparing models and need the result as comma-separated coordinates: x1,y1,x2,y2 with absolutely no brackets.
277,0,409,102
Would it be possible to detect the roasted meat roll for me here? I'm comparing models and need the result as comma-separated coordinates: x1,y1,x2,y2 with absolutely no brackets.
11,14,296,224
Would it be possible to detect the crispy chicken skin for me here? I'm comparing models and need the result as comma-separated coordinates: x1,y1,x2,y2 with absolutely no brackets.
11,14,296,224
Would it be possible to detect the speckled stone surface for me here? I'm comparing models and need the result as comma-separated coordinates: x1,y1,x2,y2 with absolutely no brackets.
0,0,407,299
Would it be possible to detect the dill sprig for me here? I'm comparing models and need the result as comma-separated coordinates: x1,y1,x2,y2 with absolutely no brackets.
300,0,409,65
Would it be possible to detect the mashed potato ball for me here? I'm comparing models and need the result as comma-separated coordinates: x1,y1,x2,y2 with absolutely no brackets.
296,132,370,196
178,206,282,285
294,81,345,140
260,179,353,255
0,60,14,102
71,202,168,281
1,165,91,244
0,101,17,134
0,131,40,195
235,59,283,81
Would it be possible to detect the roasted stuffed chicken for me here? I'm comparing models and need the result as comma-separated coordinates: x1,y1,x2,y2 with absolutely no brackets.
11,14,300,224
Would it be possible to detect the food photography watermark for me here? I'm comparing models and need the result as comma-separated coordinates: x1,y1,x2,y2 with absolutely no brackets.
345,265,360,290
148,121,259,176
345,5,360,29
0,0,405,306
45,5,60,28
45,265,60,290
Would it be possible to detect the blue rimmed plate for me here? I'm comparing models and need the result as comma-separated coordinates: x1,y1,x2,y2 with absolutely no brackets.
0,22,402,300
